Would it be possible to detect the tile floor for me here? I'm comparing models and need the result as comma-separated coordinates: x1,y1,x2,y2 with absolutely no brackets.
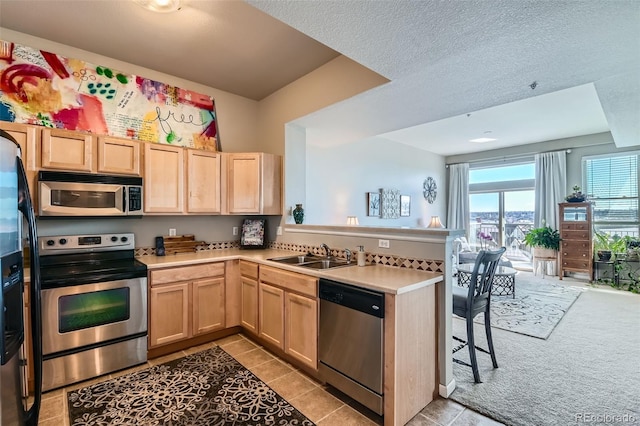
38,333,503,426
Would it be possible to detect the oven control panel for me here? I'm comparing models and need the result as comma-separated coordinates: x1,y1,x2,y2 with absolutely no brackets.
39,233,135,255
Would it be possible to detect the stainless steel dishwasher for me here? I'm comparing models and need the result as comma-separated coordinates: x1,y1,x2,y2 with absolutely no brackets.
319,278,384,415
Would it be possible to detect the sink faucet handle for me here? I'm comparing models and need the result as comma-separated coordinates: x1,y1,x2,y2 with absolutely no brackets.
344,248,352,263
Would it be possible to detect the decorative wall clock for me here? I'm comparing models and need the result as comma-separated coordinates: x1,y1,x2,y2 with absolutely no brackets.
423,177,437,204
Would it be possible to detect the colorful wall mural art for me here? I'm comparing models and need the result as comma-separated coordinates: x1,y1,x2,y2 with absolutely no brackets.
0,40,220,151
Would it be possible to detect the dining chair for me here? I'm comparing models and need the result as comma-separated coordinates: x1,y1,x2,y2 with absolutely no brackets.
452,247,506,383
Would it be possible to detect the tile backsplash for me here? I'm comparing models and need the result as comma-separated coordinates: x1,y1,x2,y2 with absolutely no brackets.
135,241,444,273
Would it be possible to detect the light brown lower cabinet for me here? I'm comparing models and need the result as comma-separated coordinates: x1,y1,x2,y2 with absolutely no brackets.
239,261,259,334
258,266,318,370
149,262,225,348
258,283,284,348
284,292,318,368
149,282,190,347
192,277,225,335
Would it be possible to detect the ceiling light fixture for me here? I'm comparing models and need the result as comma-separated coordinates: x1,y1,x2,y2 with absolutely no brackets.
134,0,182,13
469,137,497,143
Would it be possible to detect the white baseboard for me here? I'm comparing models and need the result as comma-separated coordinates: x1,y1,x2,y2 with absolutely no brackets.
439,380,456,398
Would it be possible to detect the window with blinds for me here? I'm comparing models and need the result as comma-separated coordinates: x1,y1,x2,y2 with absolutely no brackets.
583,153,639,237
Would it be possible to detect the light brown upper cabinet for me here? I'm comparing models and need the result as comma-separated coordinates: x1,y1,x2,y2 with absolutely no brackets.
186,149,221,213
0,122,39,197
0,122,38,172
144,143,184,213
225,153,282,215
41,128,93,172
97,136,141,176
39,128,141,176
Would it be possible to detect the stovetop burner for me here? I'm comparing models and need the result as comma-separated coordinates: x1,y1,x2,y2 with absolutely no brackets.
38,233,147,288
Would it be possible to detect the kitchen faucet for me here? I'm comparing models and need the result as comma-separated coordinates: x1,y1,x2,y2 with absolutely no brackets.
321,243,331,258
344,248,352,263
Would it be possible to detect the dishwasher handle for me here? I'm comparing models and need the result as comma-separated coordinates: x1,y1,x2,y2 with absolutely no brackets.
319,278,384,318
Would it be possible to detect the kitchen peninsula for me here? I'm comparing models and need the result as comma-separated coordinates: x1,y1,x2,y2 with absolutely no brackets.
139,247,443,426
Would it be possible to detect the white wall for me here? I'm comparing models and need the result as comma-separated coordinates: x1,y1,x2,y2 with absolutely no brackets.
302,137,446,227
257,56,389,155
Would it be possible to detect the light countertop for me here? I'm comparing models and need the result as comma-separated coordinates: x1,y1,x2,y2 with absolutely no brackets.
138,249,442,295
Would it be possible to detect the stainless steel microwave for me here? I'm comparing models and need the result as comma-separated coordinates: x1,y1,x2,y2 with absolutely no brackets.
38,171,143,217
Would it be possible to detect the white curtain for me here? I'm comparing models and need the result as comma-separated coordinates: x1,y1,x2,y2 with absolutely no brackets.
447,163,469,233
534,151,566,229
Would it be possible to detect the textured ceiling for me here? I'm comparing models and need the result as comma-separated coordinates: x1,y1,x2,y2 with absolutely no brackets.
0,0,638,155
249,0,640,155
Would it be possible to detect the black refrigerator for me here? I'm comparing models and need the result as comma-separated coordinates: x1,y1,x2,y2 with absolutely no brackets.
0,129,42,425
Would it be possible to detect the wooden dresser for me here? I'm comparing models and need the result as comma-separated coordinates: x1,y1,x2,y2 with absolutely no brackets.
558,202,593,280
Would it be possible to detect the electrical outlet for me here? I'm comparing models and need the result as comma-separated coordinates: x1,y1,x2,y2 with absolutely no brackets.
277,226,283,235
169,228,176,236
232,226,238,236
378,239,390,248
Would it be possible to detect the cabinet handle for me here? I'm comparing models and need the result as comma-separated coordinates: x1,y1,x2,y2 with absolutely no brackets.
291,298,309,307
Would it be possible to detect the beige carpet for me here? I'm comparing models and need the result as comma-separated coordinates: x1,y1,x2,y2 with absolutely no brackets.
450,278,640,426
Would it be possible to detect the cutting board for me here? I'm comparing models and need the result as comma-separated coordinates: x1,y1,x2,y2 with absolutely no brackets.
161,235,207,255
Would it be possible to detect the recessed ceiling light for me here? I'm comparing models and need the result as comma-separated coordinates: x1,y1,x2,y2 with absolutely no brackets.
134,0,182,13
469,137,497,143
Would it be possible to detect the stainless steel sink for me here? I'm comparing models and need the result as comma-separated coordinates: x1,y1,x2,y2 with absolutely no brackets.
268,254,321,264
267,254,353,269
298,259,352,269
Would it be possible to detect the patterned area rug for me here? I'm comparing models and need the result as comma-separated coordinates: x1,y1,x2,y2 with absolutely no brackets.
457,271,585,339
67,346,315,425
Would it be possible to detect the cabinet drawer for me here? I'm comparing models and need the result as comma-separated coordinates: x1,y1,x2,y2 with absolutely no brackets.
561,230,590,240
151,262,225,285
561,259,591,270
239,260,259,280
561,241,591,250
561,223,589,231
561,250,590,260
259,265,317,298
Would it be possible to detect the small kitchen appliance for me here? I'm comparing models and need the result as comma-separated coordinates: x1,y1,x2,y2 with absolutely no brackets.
38,171,143,217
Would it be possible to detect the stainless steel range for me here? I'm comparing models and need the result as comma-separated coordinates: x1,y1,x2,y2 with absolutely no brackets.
38,233,147,391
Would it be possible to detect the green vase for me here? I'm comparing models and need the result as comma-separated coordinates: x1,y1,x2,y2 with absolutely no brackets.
293,204,304,224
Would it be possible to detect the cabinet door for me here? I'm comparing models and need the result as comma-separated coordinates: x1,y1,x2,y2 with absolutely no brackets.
144,143,184,213
192,277,225,335
186,149,221,213
97,137,141,176
285,292,318,369
241,276,258,334
0,122,39,201
41,128,93,172
0,122,38,171
258,283,284,349
149,282,190,347
227,153,261,213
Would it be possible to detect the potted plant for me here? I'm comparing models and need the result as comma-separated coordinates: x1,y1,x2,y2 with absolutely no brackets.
565,185,587,202
594,231,613,261
524,225,561,258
